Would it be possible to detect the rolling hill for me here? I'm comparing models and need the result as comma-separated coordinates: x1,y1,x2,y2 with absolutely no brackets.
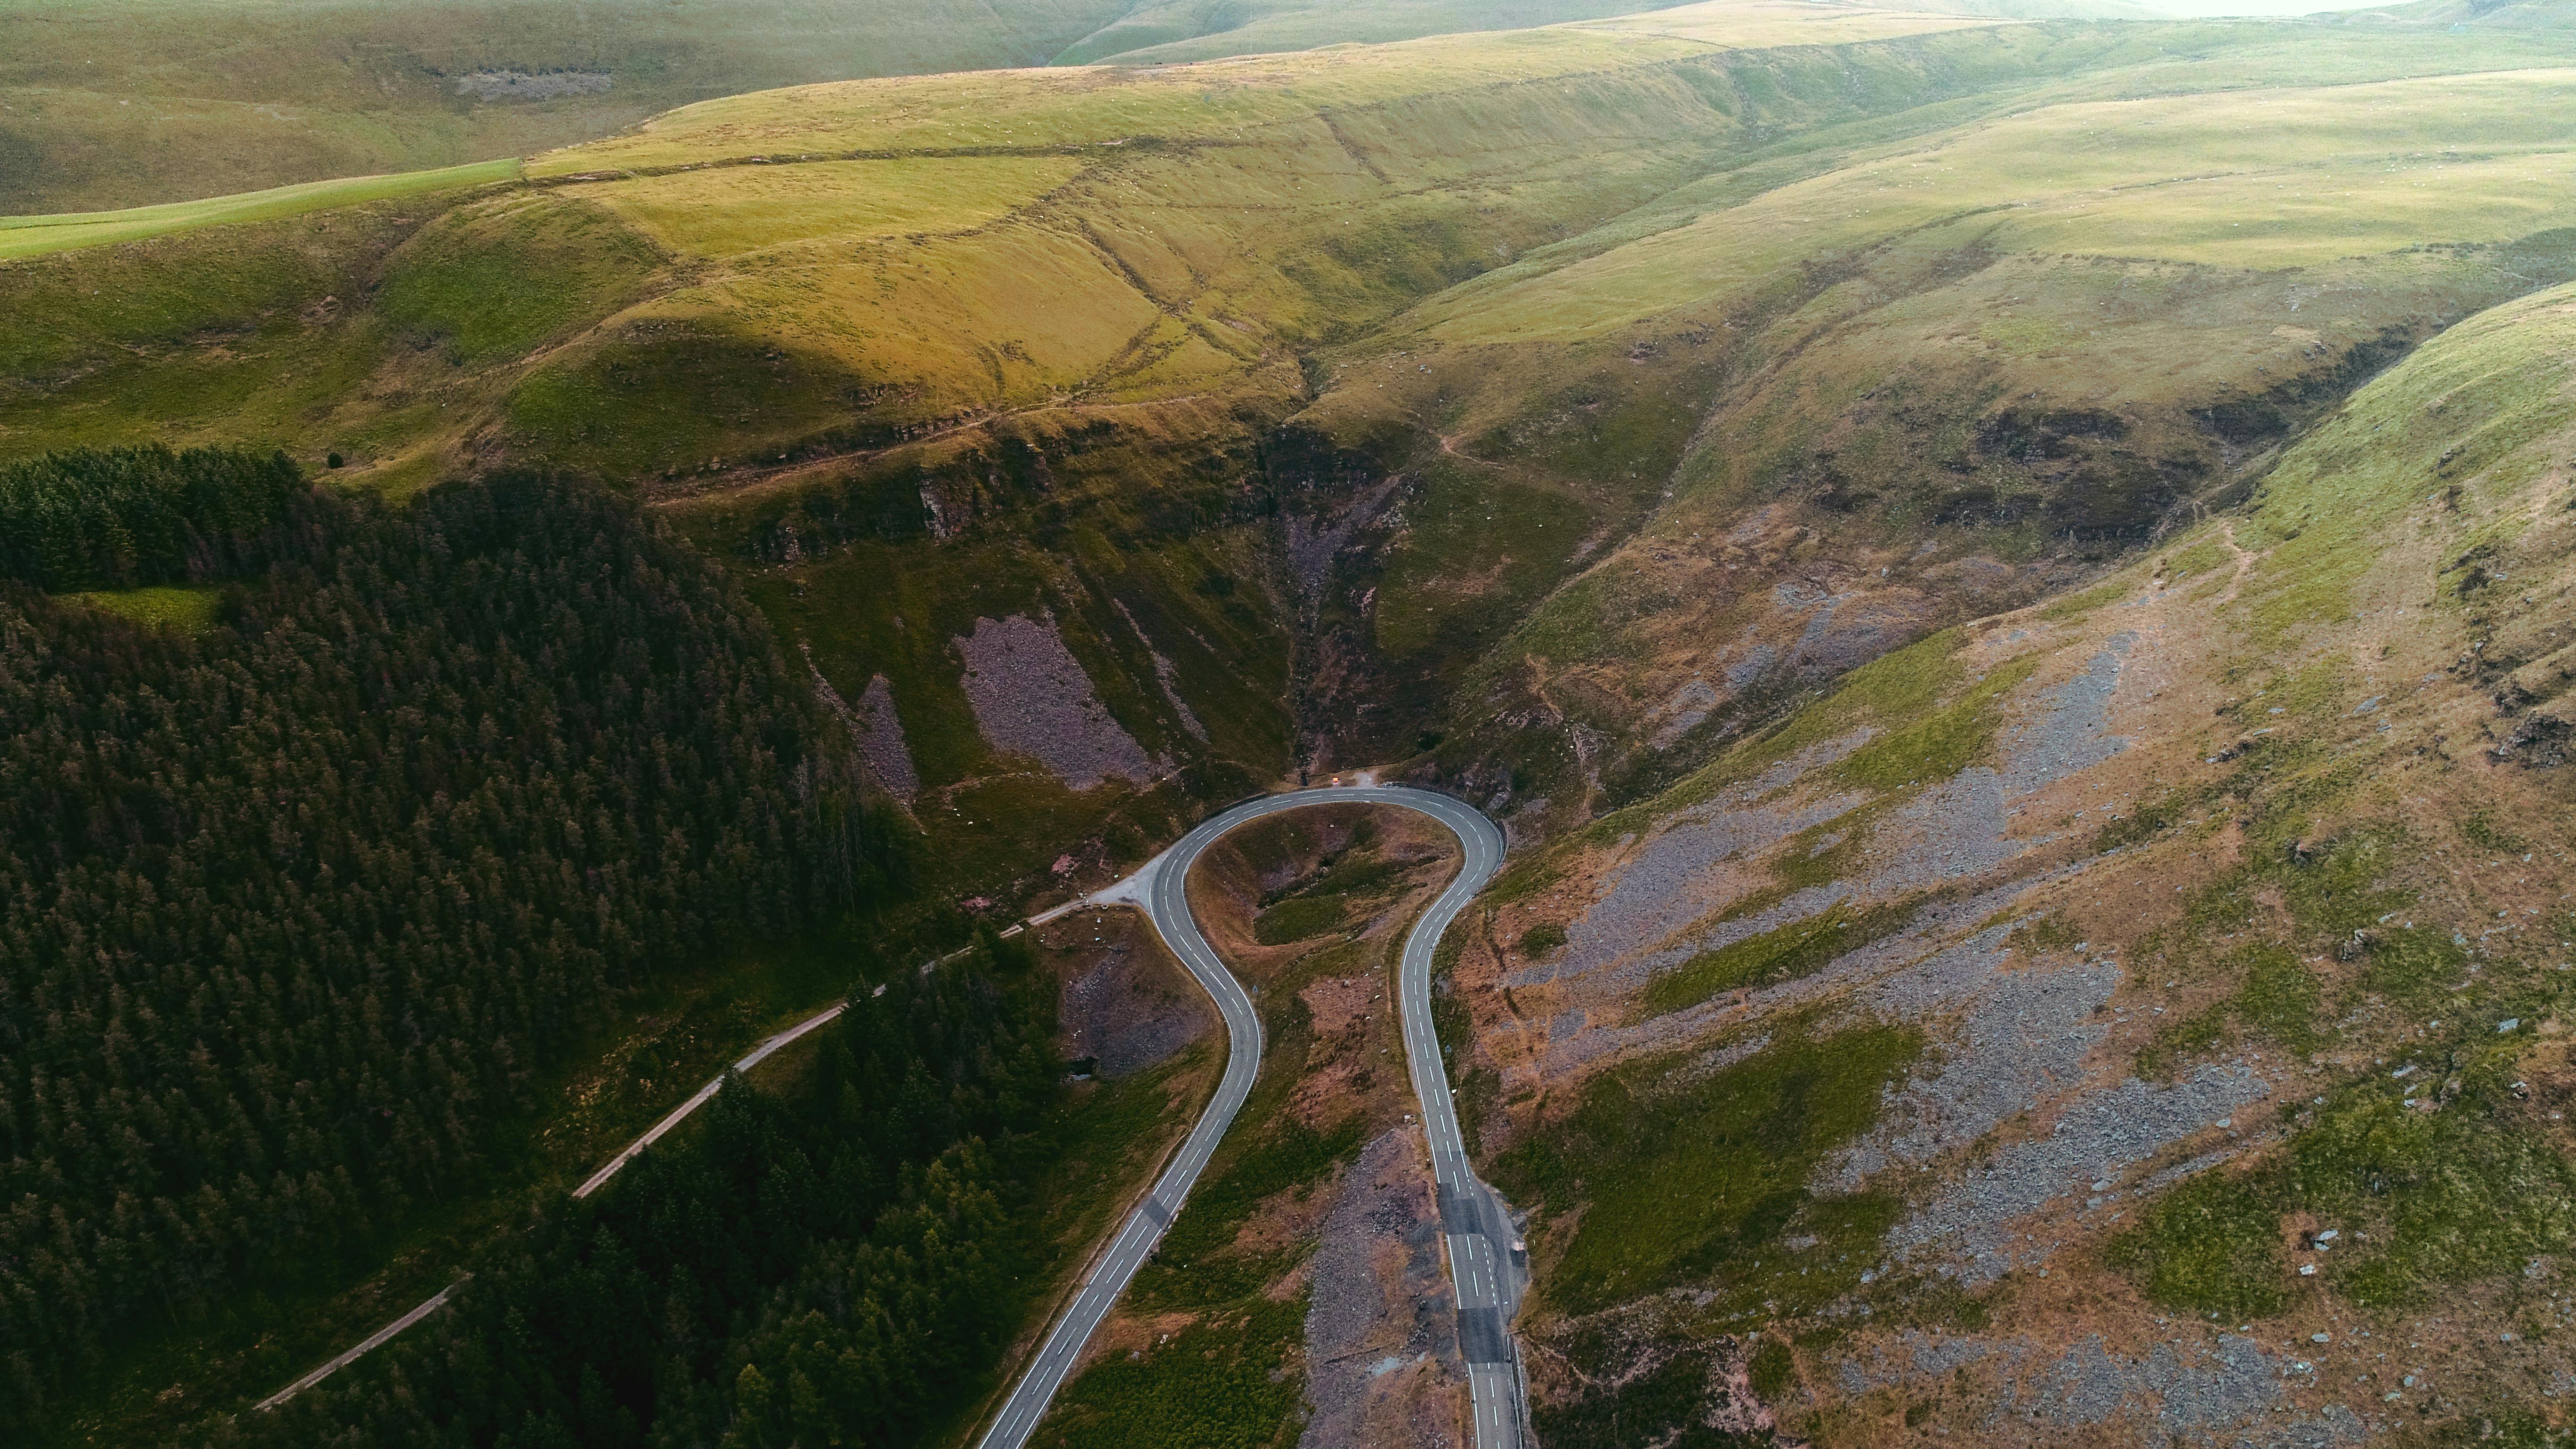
5,0,2120,902
0,0,1889,214
15,0,2576,1442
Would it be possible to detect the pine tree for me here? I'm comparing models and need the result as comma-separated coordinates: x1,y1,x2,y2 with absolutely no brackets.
0,457,902,1428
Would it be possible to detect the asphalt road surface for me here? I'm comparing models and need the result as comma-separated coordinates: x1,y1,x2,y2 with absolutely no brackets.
976,782,1526,1449
262,784,1525,1442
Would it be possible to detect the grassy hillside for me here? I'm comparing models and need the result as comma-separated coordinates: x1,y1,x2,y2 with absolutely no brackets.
1300,29,2576,796
1041,0,2029,64
0,1,2093,854
5,5,2037,467
16,0,2576,1444
0,0,1127,214
0,0,1787,215
11,1,2576,836
0,158,521,261
1050,0,1733,64
1458,264,2576,1444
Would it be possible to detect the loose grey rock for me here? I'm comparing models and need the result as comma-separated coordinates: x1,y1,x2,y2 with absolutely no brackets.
2033,1333,2281,1432
1300,1129,1459,1449
1649,676,1722,749
1884,1061,2270,1283
1538,730,1875,985
853,675,921,797
956,613,1166,790
804,651,919,797
453,70,613,101
1823,951,2119,1194
1724,643,1779,693
1113,598,1207,741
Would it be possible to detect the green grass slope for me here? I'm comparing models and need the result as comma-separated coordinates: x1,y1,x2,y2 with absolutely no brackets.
1044,0,2120,66
1459,271,2576,1441
1047,0,1682,64
8,6,2039,471
11,0,2576,831
1301,24,2576,802
0,0,1888,215
0,0,1136,213
0,158,521,261
16,2,2576,1442
0,2,2102,839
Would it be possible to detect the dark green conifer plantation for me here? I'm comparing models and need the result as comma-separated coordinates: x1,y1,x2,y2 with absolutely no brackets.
213,938,1063,1449
0,457,899,1427
0,445,306,591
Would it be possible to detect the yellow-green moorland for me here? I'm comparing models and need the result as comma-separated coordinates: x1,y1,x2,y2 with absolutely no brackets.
0,0,1787,214
12,0,2576,871
0,159,523,262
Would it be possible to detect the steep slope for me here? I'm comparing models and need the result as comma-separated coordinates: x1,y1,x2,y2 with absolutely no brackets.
1442,274,2576,1442
0,3,2106,910
1300,37,2576,800
16,4,2576,1446
8,7,2182,488
16,1,2576,916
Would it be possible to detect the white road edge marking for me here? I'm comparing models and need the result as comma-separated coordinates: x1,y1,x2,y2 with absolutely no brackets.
973,783,1525,1449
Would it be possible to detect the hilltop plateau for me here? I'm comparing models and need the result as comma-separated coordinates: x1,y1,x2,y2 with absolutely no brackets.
0,0,1918,213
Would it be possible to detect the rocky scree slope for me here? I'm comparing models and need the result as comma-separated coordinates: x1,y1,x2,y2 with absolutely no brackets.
1436,274,2576,1445
1298,31,2576,805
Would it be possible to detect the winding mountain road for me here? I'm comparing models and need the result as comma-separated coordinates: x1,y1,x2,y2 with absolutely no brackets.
976,783,1526,1449
261,784,1527,1446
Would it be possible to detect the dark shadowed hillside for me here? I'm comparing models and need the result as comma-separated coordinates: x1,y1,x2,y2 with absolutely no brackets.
0,462,872,1429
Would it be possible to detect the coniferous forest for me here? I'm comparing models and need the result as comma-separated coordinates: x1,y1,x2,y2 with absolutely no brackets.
0,456,912,1429
0,446,309,592
214,942,1063,1449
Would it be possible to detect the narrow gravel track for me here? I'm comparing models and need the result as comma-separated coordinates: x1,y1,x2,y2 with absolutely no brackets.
976,782,1526,1449
256,1002,851,1409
